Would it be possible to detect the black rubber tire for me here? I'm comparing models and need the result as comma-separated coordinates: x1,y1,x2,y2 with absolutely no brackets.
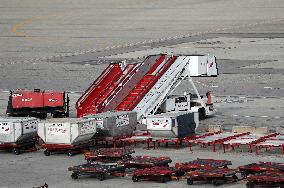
232,175,238,181
241,172,247,179
44,150,51,156
71,173,78,180
13,148,20,155
132,176,139,182
246,182,255,188
158,176,170,183
212,179,223,186
187,178,194,185
98,173,105,181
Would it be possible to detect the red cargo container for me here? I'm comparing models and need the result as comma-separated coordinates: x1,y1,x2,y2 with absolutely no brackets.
43,92,64,107
7,89,69,119
12,90,44,109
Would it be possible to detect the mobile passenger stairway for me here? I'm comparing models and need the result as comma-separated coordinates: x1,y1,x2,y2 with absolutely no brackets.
76,54,218,122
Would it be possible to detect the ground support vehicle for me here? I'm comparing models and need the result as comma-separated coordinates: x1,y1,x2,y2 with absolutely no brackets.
186,168,239,186
0,139,37,155
194,132,250,152
175,158,232,172
132,166,184,183
118,135,153,150
151,137,184,149
0,117,38,154
223,133,278,153
7,89,69,119
239,162,284,178
42,141,93,156
68,163,125,181
84,147,134,163
118,156,172,169
255,134,284,155
246,171,284,188
77,54,218,123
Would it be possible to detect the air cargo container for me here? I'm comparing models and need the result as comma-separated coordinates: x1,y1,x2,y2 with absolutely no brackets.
146,112,197,138
0,117,38,154
84,111,137,138
38,118,96,145
6,89,69,119
0,117,38,143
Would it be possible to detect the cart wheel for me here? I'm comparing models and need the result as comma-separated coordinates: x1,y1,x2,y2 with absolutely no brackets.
98,173,105,181
158,176,170,183
232,175,238,181
44,150,51,156
212,179,222,186
120,168,126,173
13,148,20,155
67,150,74,157
71,172,79,180
187,178,194,185
241,172,247,178
132,176,139,182
246,182,255,188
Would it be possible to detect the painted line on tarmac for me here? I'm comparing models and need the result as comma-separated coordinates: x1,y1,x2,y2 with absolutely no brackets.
8,16,284,65
215,95,284,100
216,114,284,119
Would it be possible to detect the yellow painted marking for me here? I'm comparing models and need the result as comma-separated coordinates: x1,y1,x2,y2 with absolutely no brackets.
11,13,66,43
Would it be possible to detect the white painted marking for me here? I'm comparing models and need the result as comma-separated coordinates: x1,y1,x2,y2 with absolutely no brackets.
261,116,268,118
264,87,273,89
211,85,219,88
245,116,250,118
233,115,238,117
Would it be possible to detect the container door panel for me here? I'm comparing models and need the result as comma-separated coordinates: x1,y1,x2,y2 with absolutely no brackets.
43,92,64,107
46,123,71,144
0,122,14,143
12,92,43,108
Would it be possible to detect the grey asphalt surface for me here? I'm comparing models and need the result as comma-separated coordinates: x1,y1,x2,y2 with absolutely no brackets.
0,0,284,188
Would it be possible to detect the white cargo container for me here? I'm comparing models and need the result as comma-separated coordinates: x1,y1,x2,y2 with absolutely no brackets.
38,118,96,145
188,55,218,76
84,111,137,137
146,112,197,138
188,56,207,76
0,117,38,143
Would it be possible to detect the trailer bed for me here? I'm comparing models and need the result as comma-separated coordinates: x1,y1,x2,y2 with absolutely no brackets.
118,156,172,169
175,158,232,172
132,166,183,183
246,171,284,188
239,162,284,178
68,163,125,181
186,168,239,186
84,147,134,163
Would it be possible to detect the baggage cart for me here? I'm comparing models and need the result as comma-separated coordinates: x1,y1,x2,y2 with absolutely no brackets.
186,168,239,186
239,162,284,178
0,117,38,154
246,171,284,188
84,147,134,163
132,166,184,183
42,141,93,156
175,158,232,172
68,163,125,181
118,156,172,169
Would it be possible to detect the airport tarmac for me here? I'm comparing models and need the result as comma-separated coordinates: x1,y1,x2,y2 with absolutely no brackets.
0,0,284,187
